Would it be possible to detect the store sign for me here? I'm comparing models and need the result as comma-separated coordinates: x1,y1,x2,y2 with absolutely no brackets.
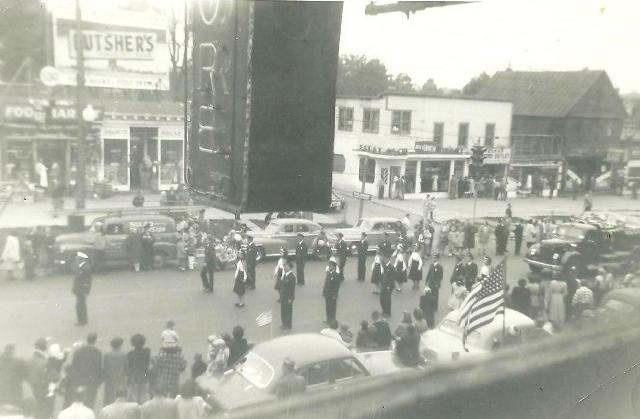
69,30,156,60
484,147,511,164
414,141,436,153
3,104,46,124
103,127,130,139
57,69,168,91
160,127,183,140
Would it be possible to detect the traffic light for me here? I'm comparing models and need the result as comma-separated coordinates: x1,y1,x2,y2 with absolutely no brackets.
470,144,486,167
188,1,343,213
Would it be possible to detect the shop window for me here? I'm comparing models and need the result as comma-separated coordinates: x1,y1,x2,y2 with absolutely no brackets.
338,107,354,131
405,161,417,193
5,141,34,181
420,161,451,193
333,154,345,173
358,158,375,183
160,140,183,186
391,111,411,135
458,123,469,148
485,123,495,148
103,139,128,185
362,108,379,133
433,122,444,149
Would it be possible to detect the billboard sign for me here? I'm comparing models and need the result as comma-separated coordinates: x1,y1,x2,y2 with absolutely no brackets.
69,29,156,60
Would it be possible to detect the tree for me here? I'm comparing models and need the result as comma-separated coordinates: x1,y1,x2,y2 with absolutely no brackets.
462,72,490,95
337,54,389,96
388,73,415,92
158,0,191,100
420,78,442,95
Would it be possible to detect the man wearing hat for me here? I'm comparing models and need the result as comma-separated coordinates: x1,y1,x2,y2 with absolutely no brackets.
334,232,349,282
72,252,92,326
140,223,155,271
103,337,126,405
200,238,217,293
378,232,393,258
426,254,443,310
68,333,103,409
323,257,341,323
245,235,258,290
279,259,296,329
274,357,306,398
379,255,395,317
295,233,308,286
356,232,369,282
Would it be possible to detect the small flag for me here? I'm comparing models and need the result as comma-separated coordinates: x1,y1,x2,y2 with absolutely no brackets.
256,309,273,327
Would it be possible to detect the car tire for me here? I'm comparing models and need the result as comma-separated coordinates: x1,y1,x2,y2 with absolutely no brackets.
153,251,167,269
528,264,542,273
563,254,584,274
256,247,266,263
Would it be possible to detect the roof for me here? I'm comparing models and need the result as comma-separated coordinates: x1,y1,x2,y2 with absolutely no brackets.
252,334,354,368
336,90,510,103
476,70,626,118
270,218,319,225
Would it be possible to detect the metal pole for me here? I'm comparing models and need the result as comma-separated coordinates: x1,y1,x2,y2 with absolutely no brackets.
358,157,367,221
74,0,86,210
182,0,189,187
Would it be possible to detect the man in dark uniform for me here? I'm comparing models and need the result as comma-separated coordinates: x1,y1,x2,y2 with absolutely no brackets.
378,232,393,258
273,357,306,398
451,255,466,285
140,223,155,270
72,252,92,326
494,219,508,256
356,232,368,282
380,256,395,317
245,235,258,289
334,233,349,282
513,222,524,255
279,260,296,329
464,255,478,292
295,233,307,286
323,257,341,323
200,239,216,293
426,255,443,310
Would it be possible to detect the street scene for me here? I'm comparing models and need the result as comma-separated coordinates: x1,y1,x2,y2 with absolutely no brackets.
1,0,640,419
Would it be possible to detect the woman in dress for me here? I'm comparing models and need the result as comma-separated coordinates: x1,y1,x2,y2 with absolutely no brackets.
546,275,568,331
370,249,383,294
438,224,449,256
233,252,247,307
407,245,423,290
478,221,491,256
393,245,407,292
1,231,21,280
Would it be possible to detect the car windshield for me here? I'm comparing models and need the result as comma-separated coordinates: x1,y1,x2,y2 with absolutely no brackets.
264,223,280,233
554,226,586,240
236,351,276,389
89,220,104,233
439,319,481,346
355,219,373,230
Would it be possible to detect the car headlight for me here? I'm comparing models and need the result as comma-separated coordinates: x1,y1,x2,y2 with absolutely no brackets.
529,248,537,256
552,253,560,260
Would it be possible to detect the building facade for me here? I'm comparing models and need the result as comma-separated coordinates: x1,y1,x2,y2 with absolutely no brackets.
332,92,513,198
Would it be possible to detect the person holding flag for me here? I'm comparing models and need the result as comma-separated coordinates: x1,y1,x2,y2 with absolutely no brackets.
273,247,288,294
457,258,507,351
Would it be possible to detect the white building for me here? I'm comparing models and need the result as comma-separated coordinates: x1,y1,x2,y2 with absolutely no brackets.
332,92,513,198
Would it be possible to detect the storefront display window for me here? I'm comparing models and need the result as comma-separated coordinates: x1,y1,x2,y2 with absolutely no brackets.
103,139,128,185
420,161,450,193
160,140,183,186
4,141,33,181
405,161,417,193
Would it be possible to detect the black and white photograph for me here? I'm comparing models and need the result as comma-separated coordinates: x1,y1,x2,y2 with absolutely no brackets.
1,0,640,418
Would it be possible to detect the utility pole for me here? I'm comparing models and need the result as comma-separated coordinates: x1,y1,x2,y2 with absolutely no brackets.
470,143,486,223
74,0,86,210
358,157,368,221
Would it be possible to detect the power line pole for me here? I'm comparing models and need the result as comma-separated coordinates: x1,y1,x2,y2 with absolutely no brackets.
74,0,86,210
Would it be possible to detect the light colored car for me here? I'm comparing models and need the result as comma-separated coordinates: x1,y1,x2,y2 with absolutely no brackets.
420,308,544,363
333,217,403,254
196,333,407,414
250,218,328,260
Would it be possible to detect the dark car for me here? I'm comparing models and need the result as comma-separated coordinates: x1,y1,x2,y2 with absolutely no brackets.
52,214,178,270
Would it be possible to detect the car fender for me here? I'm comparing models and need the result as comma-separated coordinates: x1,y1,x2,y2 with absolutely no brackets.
561,250,582,267
153,242,176,259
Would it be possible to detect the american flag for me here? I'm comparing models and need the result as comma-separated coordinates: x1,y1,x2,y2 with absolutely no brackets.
256,309,273,327
457,259,506,344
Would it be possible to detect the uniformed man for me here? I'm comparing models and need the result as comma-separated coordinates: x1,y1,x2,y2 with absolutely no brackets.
295,233,307,286
323,257,341,323
451,255,466,286
273,357,306,398
334,233,349,282
464,254,478,292
356,232,368,282
279,260,296,329
426,254,443,310
380,256,395,317
245,235,258,290
200,239,216,293
378,232,393,258
72,252,93,326
140,223,155,270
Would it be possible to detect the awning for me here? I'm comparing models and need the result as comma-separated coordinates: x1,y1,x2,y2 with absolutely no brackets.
510,162,559,168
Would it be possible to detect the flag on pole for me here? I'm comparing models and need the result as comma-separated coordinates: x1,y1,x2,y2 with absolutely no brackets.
256,309,273,327
457,259,506,349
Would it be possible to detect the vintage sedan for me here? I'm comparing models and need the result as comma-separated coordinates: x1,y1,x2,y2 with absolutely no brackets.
333,217,403,254
250,218,329,260
420,308,545,363
196,333,408,414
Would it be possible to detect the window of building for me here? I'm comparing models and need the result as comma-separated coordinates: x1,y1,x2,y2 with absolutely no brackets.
358,157,376,183
338,107,354,131
362,109,379,133
485,123,496,148
391,110,411,135
433,122,444,149
458,123,469,148
420,161,451,193
332,154,345,173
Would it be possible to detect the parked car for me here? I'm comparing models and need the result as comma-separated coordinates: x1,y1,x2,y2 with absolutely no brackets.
52,214,178,270
196,333,408,414
420,308,544,364
330,191,346,211
596,288,640,324
251,218,330,261
333,217,403,255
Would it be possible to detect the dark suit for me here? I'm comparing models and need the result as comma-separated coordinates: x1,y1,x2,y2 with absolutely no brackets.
335,240,349,281
378,239,392,258
380,262,395,317
356,239,368,281
514,224,524,255
72,262,92,325
426,262,443,310
245,241,258,289
200,243,216,292
451,262,465,284
274,372,307,398
69,344,103,408
279,271,296,328
323,269,341,321
464,262,478,291
295,241,308,285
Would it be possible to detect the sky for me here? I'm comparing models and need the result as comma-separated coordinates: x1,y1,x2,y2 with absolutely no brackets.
339,0,640,93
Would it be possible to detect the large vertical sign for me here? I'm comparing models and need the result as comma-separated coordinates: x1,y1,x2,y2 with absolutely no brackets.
188,0,343,212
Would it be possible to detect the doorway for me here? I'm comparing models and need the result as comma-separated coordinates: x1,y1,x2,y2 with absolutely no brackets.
130,127,158,190
389,165,401,198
